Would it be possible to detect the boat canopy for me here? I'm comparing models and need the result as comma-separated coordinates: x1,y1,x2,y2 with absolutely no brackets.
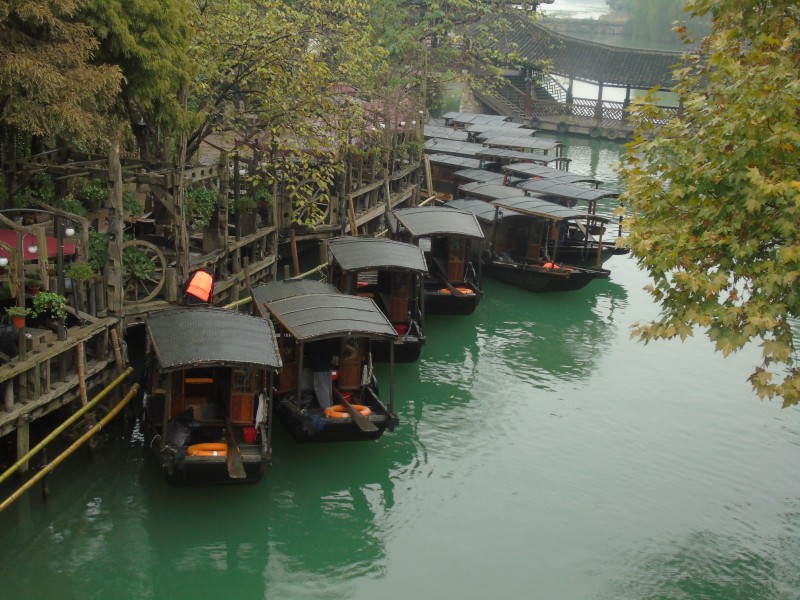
252,279,338,305
459,182,535,201
515,179,619,202
426,154,482,169
424,126,470,141
424,139,485,158
328,237,428,273
493,196,611,223
448,197,609,224
260,290,399,342
481,136,563,153
464,123,526,134
392,206,485,240
146,307,282,372
502,163,603,186
452,169,509,185
446,198,515,222
442,112,512,127
475,147,567,166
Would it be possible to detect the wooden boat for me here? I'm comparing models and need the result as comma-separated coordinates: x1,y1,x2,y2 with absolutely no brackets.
456,183,622,267
327,236,428,363
142,306,282,484
447,198,609,292
389,206,485,315
251,279,399,443
426,153,483,200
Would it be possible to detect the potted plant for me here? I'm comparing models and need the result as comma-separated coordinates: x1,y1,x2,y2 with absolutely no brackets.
31,291,68,322
6,305,31,329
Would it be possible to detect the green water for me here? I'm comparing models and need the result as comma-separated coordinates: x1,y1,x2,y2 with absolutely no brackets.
0,136,798,600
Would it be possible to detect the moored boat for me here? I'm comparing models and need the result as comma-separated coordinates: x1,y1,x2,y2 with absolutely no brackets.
447,197,609,292
390,206,485,315
251,279,399,443
142,306,282,484
327,236,428,363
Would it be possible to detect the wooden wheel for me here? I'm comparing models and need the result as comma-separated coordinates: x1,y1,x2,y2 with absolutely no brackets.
122,239,167,304
289,178,331,227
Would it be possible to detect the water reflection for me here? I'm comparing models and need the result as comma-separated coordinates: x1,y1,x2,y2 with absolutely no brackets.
599,518,800,599
137,426,421,599
476,275,628,389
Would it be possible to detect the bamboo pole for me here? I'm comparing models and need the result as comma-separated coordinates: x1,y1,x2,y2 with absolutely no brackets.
0,384,140,513
76,343,88,406
0,367,133,486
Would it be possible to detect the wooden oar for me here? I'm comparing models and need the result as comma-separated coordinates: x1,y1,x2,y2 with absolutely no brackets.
224,416,246,479
333,388,378,433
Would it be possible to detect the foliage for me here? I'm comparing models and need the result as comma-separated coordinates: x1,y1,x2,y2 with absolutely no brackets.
65,261,96,281
73,178,106,208
31,291,67,321
233,195,257,212
122,190,143,217
0,0,123,143
618,0,800,407
53,193,88,217
369,1,536,112
5,305,31,318
123,244,157,282
83,0,196,160
185,0,387,191
88,231,109,273
186,187,217,229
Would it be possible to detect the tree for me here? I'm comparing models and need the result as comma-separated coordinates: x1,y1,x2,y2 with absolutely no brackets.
619,0,800,407
84,0,195,160
0,0,122,143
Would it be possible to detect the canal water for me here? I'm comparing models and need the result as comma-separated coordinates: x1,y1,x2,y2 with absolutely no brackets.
1,135,798,600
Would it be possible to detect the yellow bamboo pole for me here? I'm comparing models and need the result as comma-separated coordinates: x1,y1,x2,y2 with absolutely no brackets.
0,367,133,485
0,384,140,513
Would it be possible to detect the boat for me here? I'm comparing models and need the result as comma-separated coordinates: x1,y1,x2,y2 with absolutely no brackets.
389,206,485,315
326,236,428,363
142,306,282,484
447,197,609,292
251,279,399,443
456,182,622,267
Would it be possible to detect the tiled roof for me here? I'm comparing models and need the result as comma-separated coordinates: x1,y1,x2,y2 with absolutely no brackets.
484,14,681,89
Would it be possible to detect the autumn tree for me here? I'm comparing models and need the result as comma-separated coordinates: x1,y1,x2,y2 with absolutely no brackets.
619,0,800,407
0,0,122,147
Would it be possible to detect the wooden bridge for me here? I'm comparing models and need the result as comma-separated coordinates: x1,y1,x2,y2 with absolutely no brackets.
470,14,683,140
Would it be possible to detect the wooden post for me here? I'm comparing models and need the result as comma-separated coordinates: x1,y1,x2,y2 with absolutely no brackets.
348,195,358,236
106,142,125,317
16,415,30,475
288,229,300,276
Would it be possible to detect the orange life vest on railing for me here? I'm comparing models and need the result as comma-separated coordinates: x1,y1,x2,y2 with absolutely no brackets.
184,270,213,303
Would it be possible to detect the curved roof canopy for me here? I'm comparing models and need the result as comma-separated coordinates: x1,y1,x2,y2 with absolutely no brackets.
477,13,681,89
515,179,619,201
328,237,428,273
146,307,282,372
392,206,485,240
252,279,339,305
502,163,602,186
260,290,398,342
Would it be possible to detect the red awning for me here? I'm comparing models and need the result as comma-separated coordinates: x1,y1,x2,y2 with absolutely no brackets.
0,228,77,261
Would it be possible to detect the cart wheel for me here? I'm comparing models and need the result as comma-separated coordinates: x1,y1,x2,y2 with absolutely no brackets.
290,178,331,227
122,239,167,304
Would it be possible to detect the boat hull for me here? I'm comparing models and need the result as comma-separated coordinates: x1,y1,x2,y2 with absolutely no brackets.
276,400,395,443
371,336,424,363
157,446,267,485
484,260,600,292
423,284,483,315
